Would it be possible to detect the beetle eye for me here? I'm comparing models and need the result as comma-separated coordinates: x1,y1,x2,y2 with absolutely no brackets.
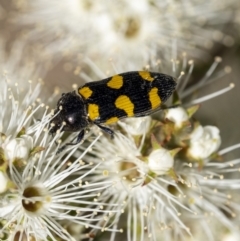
67,115,76,125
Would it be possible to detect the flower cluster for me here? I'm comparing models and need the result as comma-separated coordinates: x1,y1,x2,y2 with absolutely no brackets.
10,0,240,64
0,72,121,241
1,46,239,240
0,1,239,241
76,98,240,240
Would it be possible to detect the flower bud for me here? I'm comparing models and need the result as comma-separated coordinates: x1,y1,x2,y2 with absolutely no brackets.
5,135,33,161
188,125,221,160
165,107,188,128
148,148,175,175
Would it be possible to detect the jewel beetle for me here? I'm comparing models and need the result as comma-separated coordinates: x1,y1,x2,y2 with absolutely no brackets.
50,71,176,148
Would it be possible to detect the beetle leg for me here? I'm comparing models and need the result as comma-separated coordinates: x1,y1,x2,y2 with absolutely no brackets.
76,129,85,144
57,129,85,154
95,124,114,139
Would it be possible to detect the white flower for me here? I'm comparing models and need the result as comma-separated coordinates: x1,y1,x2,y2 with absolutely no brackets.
165,107,188,128
91,132,146,190
0,72,119,240
0,42,48,139
188,125,221,159
0,61,44,176
1,114,118,241
118,116,151,136
4,135,33,161
81,129,240,241
81,133,191,240
1,133,111,240
148,148,174,175
0,171,8,193
13,0,104,60
13,0,239,64
76,51,238,241
176,147,240,241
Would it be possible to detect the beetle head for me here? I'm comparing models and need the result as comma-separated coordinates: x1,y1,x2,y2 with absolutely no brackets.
49,91,88,134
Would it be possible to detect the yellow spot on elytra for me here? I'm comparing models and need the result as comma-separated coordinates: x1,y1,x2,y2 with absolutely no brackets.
105,117,119,124
139,71,154,81
79,87,93,99
107,75,123,89
115,95,134,117
149,87,161,109
88,104,99,121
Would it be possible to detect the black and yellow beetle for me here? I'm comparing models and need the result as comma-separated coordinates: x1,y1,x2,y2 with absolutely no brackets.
50,71,176,147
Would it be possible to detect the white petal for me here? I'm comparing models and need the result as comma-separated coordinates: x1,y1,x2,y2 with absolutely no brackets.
118,116,151,136
5,135,33,161
148,148,174,175
188,125,221,159
0,172,8,193
0,203,16,218
165,107,188,127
